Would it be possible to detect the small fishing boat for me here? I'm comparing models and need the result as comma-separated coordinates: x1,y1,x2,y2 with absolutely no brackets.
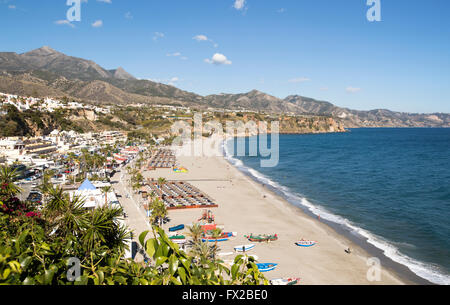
169,235,186,240
222,232,238,238
234,244,255,252
256,263,278,272
204,231,237,238
168,234,187,244
170,238,187,244
270,278,300,285
169,224,185,232
295,240,317,247
245,234,278,242
201,237,229,243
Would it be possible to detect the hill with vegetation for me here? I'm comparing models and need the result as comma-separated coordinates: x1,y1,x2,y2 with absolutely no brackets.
1,46,448,128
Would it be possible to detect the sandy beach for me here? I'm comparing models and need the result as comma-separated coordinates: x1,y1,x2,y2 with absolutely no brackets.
139,139,413,285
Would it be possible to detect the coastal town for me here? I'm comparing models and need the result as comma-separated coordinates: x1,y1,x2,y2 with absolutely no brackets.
1,0,449,291
1,86,420,286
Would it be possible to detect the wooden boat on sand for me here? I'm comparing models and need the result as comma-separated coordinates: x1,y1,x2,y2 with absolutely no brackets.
234,244,255,252
169,224,185,232
270,278,300,285
295,240,317,247
201,237,229,243
256,263,278,272
245,234,278,242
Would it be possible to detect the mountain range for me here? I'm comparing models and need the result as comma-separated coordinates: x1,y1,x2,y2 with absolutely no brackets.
0,46,449,128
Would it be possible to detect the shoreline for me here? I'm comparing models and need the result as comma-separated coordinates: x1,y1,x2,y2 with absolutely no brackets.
227,156,432,285
220,132,444,285
138,132,442,285
221,136,434,285
140,136,432,285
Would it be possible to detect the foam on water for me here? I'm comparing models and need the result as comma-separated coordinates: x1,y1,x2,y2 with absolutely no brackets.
222,138,450,285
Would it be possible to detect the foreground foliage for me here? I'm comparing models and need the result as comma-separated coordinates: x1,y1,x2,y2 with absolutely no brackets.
0,165,267,285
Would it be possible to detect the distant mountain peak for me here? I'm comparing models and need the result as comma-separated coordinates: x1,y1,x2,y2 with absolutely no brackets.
23,46,60,56
109,67,136,80
39,46,57,53
249,89,263,95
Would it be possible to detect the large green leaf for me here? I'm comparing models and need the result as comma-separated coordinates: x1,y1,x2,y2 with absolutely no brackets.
231,264,239,280
23,277,35,285
168,255,179,275
155,256,168,267
44,266,58,285
138,231,149,247
145,238,158,258
177,267,187,284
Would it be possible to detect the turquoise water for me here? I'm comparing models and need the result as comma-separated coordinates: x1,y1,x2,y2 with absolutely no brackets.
225,128,450,285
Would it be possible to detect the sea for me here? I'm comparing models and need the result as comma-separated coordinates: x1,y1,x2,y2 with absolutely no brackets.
224,128,450,285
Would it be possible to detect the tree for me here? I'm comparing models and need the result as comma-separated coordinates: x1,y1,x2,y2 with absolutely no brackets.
0,166,22,198
149,198,167,227
186,224,203,244
0,185,267,285
101,186,113,207
157,177,167,188
210,228,224,261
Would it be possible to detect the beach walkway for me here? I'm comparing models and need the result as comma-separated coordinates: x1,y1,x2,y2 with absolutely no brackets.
111,164,152,262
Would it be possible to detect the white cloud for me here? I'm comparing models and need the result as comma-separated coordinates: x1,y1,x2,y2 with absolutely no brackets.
125,12,133,19
205,53,232,65
92,20,103,28
289,77,311,83
8,5,16,9
153,32,165,41
234,0,246,10
146,77,182,86
193,35,208,41
167,52,188,60
277,8,286,13
320,87,329,91
193,35,219,48
346,87,361,93
97,0,112,3
55,20,75,28
169,77,179,84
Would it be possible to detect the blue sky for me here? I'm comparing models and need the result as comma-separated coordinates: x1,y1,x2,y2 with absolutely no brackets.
1,0,450,113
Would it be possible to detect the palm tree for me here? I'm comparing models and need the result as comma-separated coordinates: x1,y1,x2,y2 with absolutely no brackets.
0,165,22,198
210,228,223,261
101,186,113,206
131,172,144,192
149,198,167,227
41,169,55,189
190,240,216,266
41,185,86,237
187,224,204,244
157,177,167,188
42,185,131,255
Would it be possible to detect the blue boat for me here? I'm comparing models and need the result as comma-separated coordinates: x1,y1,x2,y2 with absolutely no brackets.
295,241,317,247
169,224,185,232
234,244,255,252
256,263,278,272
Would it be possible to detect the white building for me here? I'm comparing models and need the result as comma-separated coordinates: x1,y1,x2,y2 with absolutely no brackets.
69,179,119,209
